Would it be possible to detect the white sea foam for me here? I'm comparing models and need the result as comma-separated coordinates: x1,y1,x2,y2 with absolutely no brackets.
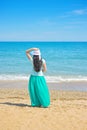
46,76,87,82
0,74,87,83
0,74,28,81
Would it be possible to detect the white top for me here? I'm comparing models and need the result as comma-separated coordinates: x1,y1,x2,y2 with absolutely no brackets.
30,57,46,76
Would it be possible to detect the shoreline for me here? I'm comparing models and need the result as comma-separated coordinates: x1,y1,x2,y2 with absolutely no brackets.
0,80,87,91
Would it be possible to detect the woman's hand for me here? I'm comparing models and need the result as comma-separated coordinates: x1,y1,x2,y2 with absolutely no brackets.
32,48,39,51
26,48,39,53
26,48,39,60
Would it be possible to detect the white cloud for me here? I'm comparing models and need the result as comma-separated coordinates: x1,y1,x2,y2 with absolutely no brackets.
60,9,87,19
37,19,56,26
72,9,87,15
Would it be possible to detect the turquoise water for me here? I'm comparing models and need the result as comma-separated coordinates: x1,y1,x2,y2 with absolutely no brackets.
0,42,87,82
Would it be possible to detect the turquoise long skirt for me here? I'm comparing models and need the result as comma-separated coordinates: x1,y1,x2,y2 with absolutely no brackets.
28,75,50,107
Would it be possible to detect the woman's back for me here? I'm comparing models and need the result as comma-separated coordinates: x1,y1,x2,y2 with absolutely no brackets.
30,57,46,76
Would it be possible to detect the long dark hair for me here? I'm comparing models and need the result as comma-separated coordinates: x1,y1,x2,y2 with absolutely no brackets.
33,55,42,72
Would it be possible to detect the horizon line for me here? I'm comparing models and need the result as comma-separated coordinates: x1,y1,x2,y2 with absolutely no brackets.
0,41,87,42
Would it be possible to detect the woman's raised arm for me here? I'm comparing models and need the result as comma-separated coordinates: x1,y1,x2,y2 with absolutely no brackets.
25,48,39,60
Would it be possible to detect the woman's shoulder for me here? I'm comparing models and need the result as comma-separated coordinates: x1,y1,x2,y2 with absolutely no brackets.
42,58,46,64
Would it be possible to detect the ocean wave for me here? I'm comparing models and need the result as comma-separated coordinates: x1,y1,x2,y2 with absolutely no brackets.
46,76,87,82
0,74,87,83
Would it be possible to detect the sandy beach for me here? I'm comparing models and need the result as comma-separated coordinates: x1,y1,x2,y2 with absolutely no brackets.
0,80,87,130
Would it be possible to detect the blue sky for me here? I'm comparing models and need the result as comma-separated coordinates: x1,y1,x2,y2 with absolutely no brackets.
0,0,87,41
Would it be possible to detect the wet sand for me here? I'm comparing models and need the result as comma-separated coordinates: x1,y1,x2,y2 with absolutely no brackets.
0,80,87,92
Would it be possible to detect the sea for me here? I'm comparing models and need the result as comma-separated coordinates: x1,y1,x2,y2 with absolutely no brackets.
0,42,87,83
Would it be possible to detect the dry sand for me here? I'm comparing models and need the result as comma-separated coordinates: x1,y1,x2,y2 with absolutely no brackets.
0,80,87,130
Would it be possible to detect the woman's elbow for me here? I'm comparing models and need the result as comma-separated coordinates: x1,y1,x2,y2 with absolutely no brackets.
43,68,47,72
26,50,28,54
45,68,47,72
26,51,29,56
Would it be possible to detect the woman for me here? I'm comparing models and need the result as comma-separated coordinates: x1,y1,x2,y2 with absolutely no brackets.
26,48,50,108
